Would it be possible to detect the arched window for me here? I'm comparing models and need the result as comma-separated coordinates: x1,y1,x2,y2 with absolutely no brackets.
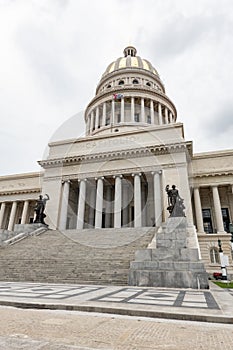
132,79,139,84
210,247,220,264
146,82,151,87
118,80,124,85
107,84,111,88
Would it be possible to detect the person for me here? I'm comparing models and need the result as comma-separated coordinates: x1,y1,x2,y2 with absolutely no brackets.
34,194,50,224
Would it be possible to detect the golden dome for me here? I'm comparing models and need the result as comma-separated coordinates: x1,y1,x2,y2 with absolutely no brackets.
102,46,159,77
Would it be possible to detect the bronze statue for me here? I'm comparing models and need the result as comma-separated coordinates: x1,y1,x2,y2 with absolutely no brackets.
34,194,50,225
165,185,185,217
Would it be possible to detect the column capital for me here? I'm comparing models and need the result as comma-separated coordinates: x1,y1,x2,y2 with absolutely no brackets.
132,173,142,177
151,170,162,175
113,174,123,179
95,176,104,181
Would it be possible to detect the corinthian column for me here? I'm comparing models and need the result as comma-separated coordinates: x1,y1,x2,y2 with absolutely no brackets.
193,187,204,233
131,97,135,122
77,179,87,229
114,175,122,228
120,97,124,123
152,171,162,226
212,185,225,233
133,173,142,227
59,180,70,230
8,201,17,231
95,177,104,228
141,98,145,122
158,103,162,125
0,202,6,229
21,200,29,225
150,100,155,124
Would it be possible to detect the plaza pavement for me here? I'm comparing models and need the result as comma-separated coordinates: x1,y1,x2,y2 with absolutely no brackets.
0,280,232,324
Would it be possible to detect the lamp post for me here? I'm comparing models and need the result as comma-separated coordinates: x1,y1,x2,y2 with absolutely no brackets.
218,239,227,281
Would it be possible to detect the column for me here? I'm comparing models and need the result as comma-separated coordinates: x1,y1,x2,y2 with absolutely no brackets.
102,102,106,127
86,116,90,135
153,172,162,226
212,186,225,233
21,200,29,225
150,100,155,124
193,187,204,232
59,180,70,230
77,179,87,229
122,181,129,227
169,111,173,123
95,106,99,129
88,184,96,228
105,185,112,228
131,97,135,122
133,173,142,227
95,177,104,228
90,111,94,132
165,107,169,124
158,103,163,125
0,202,6,228
120,97,124,122
111,100,115,124
114,175,122,228
8,201,17,231
141,97,145,122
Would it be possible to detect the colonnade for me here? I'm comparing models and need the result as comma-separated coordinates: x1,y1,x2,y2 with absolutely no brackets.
0,200,34,231
86,97,175,135
59,172,163,230
193,185,228,233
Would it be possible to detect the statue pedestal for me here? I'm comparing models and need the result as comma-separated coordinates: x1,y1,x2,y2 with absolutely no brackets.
129,217,209,289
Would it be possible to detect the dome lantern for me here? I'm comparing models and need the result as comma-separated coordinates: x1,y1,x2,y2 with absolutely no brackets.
123,46,137,57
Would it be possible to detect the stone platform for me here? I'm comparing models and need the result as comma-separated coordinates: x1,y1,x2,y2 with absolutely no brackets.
129,217,209,289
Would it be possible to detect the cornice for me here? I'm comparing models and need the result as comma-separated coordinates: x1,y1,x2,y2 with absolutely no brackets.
192,170,233,179
0,188,41,196
39,141,192,169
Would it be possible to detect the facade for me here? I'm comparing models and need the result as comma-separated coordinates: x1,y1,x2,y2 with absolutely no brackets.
0,46,233,277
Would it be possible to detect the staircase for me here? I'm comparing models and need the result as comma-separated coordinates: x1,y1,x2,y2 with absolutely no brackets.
0,227,156,285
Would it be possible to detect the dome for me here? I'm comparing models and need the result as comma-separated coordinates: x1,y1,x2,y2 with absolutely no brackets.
102,46,159,78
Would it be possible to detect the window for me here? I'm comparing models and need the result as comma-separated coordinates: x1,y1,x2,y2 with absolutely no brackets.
132,79,139,84
222,208,230,232
134,113,139,122
146,82,151,87
118,80,124,85
210,247,220,264
202,209,213,233
107,84,111,88
147,115,151,124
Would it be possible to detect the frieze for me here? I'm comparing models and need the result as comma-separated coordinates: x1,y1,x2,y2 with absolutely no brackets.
0,188,40,196
39,142,191,169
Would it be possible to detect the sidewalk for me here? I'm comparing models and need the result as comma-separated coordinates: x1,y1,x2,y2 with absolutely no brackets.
0,281,232,324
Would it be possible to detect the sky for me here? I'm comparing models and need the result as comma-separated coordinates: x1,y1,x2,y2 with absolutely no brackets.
0,0,233,176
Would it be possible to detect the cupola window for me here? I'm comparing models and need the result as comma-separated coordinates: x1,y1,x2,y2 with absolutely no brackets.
146,82,151,87
107,84,111,88
118,80,124,85
132,79,139,84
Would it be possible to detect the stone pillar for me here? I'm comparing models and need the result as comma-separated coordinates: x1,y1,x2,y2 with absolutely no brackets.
165,107,169,124
152,172,162,227
150,100,155,124
102,102,106,127
193,187,204,233
131,97,135,122
86,116,90,135
21,200,29,225
122,181,129,227
212,185,225,233
95,106,99,130
8,201,17,231
158,103,163,125
114,175,122,228
88,184,96,228
169,111,173,123
95,177,104,228
59,180,70,230
77,179,87,229
90,111,94,133
111,100,115,124
120,97,124,123
105,185,112,228
0,202,6,228
141,97,145,122
133,173,142,227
